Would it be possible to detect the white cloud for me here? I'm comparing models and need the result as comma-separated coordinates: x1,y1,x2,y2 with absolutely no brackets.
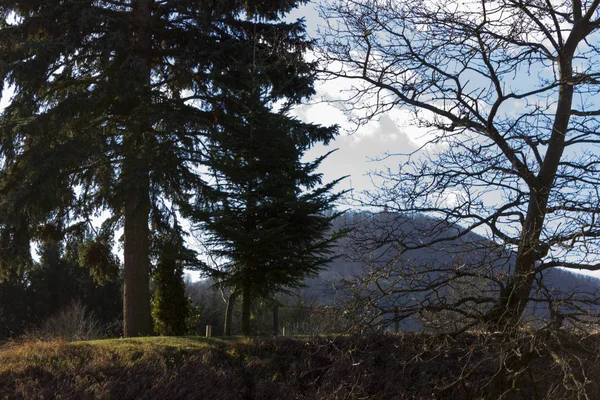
0,85,14,111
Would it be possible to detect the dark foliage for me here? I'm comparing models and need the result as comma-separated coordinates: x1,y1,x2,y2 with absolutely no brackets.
0,240,122,341
0,0,316,336
151,216,194,336
182,14,344,335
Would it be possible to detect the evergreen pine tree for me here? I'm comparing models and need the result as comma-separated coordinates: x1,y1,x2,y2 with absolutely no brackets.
190,19,344,336
32,238,123,330
0,1,311,336
0,236,122,340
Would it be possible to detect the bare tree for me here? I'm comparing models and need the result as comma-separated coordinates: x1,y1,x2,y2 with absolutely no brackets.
319,0,600,329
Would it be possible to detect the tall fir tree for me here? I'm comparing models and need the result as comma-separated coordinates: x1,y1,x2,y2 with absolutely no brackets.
189,19,344,336
0,0,313,336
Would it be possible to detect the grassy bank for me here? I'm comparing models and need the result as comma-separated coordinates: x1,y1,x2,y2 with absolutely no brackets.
1,332,599,399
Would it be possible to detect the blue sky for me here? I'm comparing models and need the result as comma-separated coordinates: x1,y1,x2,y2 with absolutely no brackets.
3,2,600,280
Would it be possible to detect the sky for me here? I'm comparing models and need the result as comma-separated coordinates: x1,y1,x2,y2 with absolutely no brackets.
286,4,435,202
285,2,600,280
2,2,600,280
0,3,427,205
0,3,393,281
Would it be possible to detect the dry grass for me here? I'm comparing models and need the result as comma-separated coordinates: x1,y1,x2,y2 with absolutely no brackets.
22,300,103,342
1,332,599,399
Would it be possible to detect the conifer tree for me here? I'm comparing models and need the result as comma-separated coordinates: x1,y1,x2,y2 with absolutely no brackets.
0,236,122,340
190,19,344,336
32,237,123,329
0,0,313,336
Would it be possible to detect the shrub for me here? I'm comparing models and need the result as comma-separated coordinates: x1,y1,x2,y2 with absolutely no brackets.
25,300,102,341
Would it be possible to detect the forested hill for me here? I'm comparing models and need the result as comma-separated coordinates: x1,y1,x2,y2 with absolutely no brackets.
309,211,600,304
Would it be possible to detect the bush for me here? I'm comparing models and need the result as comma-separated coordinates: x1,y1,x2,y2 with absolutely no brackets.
25,300,102,341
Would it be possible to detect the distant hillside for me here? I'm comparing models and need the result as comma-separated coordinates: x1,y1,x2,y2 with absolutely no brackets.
306,211,600,327
312,210,511,283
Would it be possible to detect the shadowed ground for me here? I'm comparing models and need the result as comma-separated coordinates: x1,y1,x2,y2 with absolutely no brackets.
1,332,600,399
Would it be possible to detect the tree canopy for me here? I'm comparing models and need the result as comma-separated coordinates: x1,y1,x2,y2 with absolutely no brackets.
319,0,600,329
183,17,344,336
0,0,326,336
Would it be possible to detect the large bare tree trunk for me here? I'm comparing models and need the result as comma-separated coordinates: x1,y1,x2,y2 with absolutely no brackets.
487,48,576,327
123,0,153,337
319,0,600,333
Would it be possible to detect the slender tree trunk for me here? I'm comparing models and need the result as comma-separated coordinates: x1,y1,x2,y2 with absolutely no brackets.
272,303,279,337
123,0,153,337
241,285,251,336
224,289,239,336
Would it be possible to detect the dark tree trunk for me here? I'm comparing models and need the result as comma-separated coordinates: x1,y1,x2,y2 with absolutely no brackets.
241,285,251,336
123,153,152,337
272,303,279,337
486,49,576,328
224,289,239,336
486,192,549,327
123,0,153,338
